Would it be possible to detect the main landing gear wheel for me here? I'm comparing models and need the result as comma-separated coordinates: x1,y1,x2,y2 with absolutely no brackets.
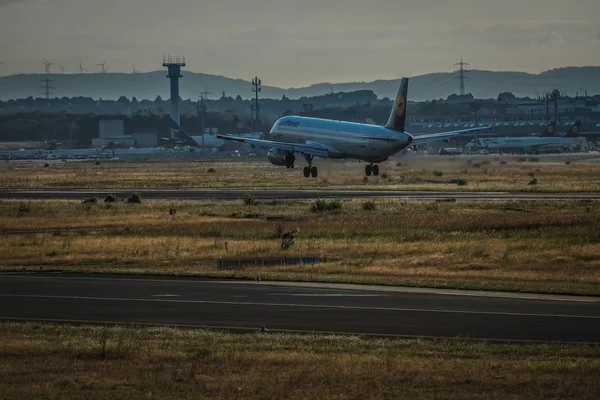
310,166,318,178
303,167,311,177
365,164,379,177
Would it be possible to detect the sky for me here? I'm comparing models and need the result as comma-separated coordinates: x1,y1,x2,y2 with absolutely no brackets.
0,0,599,88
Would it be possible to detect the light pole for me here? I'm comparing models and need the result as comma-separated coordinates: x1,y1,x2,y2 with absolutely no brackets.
197,100,206,157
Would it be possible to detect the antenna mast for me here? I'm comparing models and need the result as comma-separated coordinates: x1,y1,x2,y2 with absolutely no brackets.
252,76,262,129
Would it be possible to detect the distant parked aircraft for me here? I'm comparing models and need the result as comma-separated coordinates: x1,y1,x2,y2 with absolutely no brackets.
465,121,587,154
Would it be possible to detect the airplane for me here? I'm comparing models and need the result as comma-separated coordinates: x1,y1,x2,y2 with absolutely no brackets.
539,121,557,137
465,121,588,154
166,117,263,149
216,78,490,177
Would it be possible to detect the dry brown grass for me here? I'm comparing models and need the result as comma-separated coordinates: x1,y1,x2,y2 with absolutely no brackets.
2,154,600,191
1,323,599,400
1,198,600,295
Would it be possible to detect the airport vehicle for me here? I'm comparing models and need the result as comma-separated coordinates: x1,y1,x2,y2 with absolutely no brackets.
216,78,490,177
465,121,588,154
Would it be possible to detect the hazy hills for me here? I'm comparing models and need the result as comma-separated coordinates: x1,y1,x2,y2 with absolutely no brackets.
1,67,599,102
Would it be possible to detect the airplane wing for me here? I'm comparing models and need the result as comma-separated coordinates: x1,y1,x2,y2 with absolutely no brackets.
216,134,333,158
411,126,491,146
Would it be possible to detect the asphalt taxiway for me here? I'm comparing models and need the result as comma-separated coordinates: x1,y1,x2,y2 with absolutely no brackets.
1,273,598,342
1,189,600,201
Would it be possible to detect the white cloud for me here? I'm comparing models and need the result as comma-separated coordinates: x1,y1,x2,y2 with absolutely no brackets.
533,32,566,47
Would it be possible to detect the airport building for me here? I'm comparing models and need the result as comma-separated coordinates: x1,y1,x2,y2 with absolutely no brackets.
91,119,157,148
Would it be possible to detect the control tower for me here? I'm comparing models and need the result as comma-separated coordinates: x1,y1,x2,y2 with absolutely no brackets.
162,56,186,138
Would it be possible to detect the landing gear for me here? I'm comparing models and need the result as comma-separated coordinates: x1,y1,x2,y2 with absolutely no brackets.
302,154,318,178
285,153,295,169
365,164,380,177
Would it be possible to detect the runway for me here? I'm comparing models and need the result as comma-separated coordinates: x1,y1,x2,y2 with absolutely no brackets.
1,273,599,343
1,189,600,201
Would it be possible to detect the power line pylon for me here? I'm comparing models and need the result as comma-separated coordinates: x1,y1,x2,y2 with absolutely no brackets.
40,78,55,100
453,57,470,95
201,86,213,101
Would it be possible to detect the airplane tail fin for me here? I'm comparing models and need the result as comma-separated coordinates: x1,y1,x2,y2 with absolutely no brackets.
540,121,557,137
166,117,201,146
566,120,581,137
385,78,408,132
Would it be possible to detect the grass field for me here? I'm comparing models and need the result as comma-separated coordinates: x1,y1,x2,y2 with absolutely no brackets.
1,198,599,295
1,323,599,400
2,154,600,191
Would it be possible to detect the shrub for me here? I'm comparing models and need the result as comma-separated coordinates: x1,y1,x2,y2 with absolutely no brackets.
275,223,284,238
500,161,507,165
104,194,118,203
17,203,31,213
243,193,257,206
44,163,50,168
457,179,468,186
311,199,343,212
207,168,216,173
82,197,98,204
433,171,443,177
528,178,538,185
127,193,142,204
528,172,535,177
281,228,299,250
565,161,571,165
95,161,102,165
45,249,58,258
362,200,377,211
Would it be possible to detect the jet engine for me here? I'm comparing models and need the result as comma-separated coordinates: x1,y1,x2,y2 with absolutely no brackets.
267,148,295,167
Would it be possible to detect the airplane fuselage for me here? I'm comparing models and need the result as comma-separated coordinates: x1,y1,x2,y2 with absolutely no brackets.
269,116,413,161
